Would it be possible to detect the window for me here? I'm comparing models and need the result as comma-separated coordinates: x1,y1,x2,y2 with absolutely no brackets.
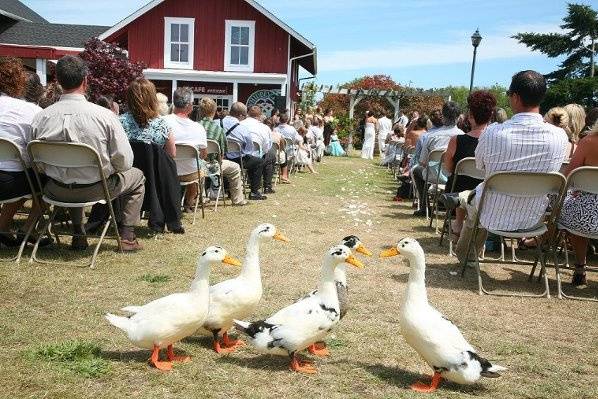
164,17,194,69
224,20,255,72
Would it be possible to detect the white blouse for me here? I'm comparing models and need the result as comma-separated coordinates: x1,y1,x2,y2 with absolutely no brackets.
0,94,41,172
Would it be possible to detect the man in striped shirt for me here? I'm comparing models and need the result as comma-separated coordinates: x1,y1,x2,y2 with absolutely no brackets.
197,97,247,206
448,70,568,262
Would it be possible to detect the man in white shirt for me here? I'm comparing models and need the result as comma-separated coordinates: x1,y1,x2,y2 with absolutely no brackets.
397,111,409,128
376,111,393,157
222,103,267,200
162,88,208,210
442,70,569,263
241,106,276,193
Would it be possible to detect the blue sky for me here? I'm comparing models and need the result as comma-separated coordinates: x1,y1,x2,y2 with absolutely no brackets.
22,0,594,89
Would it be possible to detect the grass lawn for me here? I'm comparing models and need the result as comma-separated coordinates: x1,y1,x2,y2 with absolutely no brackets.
1,155,597,399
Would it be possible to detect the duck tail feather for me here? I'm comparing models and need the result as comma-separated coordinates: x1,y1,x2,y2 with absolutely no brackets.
468,351,506,378
105,313,131,332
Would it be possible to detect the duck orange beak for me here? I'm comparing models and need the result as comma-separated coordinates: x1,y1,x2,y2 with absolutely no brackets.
379,247,400,258
273,232,290,242
345,255,365,269
355,244,373,256
222,255,242,266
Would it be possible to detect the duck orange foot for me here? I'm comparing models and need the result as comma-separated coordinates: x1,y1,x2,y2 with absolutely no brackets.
289,354,317,374
149,345,173,371
410,372,443,393
167,344,191,363
307,343,330,357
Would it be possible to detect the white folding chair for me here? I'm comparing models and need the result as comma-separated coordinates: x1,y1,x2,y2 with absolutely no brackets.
0,138,38,263
27,140,122,269
553,166,598,301
461,171,567,298
439,157,486,256
206,139,226,210
252,140,263,158
271,141,281,187
174,143,204,224
423,149,445,223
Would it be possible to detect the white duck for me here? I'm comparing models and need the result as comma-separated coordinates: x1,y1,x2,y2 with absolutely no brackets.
233,245,364,374
105,246,241,371
306,235,372,356
380,238,506,392
199,223,289,353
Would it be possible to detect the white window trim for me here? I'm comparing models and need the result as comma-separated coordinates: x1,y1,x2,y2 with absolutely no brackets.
224,20,255,72
164,17,195,70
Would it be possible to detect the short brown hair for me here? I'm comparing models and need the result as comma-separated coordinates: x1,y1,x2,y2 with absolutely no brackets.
467,90,497,125
0,57,27,98
126,78,159,127
198,97,217,118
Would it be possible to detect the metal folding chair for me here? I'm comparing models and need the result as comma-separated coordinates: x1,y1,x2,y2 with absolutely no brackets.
27,141,122,269
206,139,227,210
174,143,204,224
461,171,567,298
439,157,486,256
553,166,598,301
0,138,39,263
423,149,445,223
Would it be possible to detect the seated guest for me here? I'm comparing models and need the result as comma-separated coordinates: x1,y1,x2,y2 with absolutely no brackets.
383,125,406,167
0,57,51,248
156,92,170,116
31,55,145,251
24,72,44,105
558,124,598,285
275,113,302,183
407,110,442,171
240,106,276,193
564,103,585,157
412,102,464,217
197,97,246,206
222,102,266,200
490,107,508,124
441,70,568,263
96,95,120,115
162,88,208,211
120,78,176,158
38,82,62,109
544,107,573,157
442,90,496,238
404,114,430,149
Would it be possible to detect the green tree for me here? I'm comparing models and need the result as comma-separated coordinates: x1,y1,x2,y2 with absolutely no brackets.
513,3,598,80
542,77,598,112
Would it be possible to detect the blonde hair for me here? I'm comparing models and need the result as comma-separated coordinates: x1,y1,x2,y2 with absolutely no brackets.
564,104,586,143
126,78,160,127
198,97,217,118
544,107,571,136
156,92,170,116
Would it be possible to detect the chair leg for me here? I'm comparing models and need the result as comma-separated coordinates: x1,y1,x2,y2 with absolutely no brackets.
15,215,38,264
89,219,112,269
199,180,205,220
30,207,57,264
553,245,563,300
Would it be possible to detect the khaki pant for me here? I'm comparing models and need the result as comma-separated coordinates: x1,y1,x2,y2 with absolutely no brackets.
221,160,245,204
455,190,488,263
45,168,145,228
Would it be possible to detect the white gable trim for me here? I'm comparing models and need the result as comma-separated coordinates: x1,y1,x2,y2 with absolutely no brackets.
98,0,315,51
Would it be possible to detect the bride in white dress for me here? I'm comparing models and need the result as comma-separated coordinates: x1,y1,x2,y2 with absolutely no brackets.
361,111,377,159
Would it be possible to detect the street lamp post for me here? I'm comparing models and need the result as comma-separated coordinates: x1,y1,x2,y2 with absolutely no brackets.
469,29,482,92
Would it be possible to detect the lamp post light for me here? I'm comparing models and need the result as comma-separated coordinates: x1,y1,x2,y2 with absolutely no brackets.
469,29,482,92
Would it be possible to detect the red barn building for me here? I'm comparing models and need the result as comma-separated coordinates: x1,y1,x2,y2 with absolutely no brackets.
100,0,317,115
0,0,107,85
